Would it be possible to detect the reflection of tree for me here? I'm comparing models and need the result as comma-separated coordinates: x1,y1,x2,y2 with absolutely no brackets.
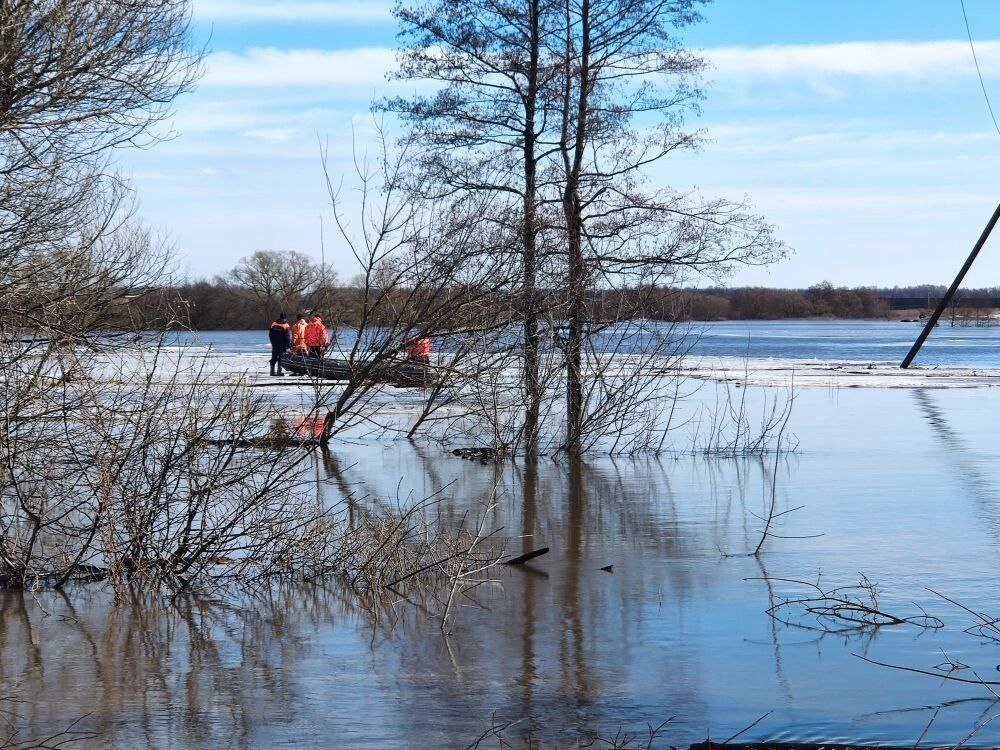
0,450,817,747
354,454,717,741
561,461,591,704
516,460,539,732
0,586,361,749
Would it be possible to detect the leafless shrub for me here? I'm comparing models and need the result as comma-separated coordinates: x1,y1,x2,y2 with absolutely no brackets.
0,327,502,602
313,125,517,445
719,437,817,558
1,337,317,592
438,491,506,634
751,575,944,635
692,368,797,457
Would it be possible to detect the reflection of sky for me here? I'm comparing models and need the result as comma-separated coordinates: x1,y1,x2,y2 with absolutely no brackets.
9,383,1000,746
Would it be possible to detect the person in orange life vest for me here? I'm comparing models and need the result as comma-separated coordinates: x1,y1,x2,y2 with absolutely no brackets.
290,312,308,355
268,313,291,376
304,314,329,358
404,334,431,365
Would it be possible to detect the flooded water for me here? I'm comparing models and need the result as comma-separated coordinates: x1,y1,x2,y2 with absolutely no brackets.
171,319,1000,368
8,328,1000,748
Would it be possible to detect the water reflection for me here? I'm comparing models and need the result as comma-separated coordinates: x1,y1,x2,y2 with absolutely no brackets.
0,585,359,749
913,389,1000,543
7,392,1000,747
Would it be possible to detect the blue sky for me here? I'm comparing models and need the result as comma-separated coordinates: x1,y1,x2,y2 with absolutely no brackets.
122,0,1000,288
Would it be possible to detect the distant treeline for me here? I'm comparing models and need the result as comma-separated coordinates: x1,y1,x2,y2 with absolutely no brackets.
144,280,1000,329
648,284,1000,320
668,283,889,321
141,280,964,329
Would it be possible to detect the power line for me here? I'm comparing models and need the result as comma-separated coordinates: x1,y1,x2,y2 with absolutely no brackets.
960,0,1000,136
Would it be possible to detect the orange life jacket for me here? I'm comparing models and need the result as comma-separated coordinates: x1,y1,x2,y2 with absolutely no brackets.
406,337,431,358
305,319,329,348
291,320,308,351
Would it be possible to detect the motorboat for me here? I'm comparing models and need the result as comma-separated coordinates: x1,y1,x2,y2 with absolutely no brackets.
280,354,436,387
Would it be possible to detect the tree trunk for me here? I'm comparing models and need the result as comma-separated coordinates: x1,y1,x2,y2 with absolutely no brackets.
564,194,585,453
522,0,542,455
561,0,590,455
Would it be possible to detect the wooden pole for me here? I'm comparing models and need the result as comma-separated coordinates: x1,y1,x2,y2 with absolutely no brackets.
901,202,1000,368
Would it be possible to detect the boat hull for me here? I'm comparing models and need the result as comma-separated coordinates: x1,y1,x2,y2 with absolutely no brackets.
280,354,435,387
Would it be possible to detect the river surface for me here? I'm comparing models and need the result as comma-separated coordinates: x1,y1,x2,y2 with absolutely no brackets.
6,323,1000,748
170,319,1000,368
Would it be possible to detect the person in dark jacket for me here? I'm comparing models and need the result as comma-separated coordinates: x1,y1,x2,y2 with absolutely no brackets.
268,313,292,376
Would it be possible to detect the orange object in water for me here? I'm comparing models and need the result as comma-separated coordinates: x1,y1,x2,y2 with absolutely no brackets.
405,336,431,359
295,416,325,438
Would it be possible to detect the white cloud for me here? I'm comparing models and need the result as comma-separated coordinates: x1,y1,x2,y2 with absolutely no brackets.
201,40,1000,91
244,128,296,141
195,0,391,23
705,40,1000,82
203,47,395,87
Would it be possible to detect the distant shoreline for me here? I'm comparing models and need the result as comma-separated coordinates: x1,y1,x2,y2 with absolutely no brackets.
158,315,984,332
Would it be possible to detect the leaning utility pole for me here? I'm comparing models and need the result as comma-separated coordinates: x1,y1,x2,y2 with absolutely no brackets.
901,202,1000,368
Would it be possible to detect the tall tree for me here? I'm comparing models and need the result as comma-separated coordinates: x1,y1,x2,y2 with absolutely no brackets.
389,0,562,454
390,0,785,454
549,0,784,452
0,0,201,336
227,249,336,315
0,0,203,588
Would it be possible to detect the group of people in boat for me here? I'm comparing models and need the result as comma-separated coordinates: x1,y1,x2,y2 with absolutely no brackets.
267,312,432,377
268,313,329,376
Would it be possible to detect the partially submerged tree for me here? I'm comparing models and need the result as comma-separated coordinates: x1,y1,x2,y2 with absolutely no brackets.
389,0,786,454
547,0,785,452
389,0,565,453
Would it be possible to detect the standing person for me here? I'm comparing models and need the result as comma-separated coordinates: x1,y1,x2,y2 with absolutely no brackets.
305,313,329,358
268,313,291,376
290,313,308,355
404,334,432,365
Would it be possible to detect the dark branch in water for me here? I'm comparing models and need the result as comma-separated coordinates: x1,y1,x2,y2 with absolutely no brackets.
501,546,549,566
722,711,773,744
748,575,944,634
854,653,1000,686
929,587,1000,642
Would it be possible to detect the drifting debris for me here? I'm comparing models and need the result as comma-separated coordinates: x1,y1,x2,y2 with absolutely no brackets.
749,574,944,634
452,446,511,463
501,547,549,566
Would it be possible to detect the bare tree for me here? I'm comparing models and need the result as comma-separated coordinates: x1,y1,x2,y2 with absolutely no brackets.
389,0,565,454
388,0,786,456
314,128,518,445
226,249,338,316
546,0,786,452
0,0,201,333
